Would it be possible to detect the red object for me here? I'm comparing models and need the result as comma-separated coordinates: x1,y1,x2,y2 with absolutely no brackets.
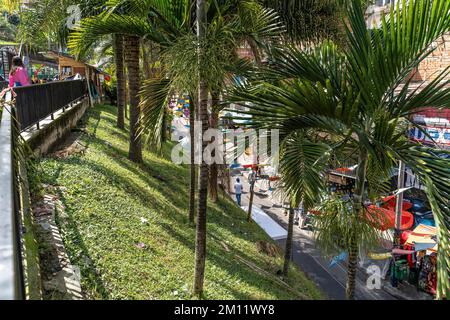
104,74,111,81
335,167,352,173
268,176,280,181
381,195,412,211
366,205,414,231
400,230,413,244
404,245,415,268
309,209,322,216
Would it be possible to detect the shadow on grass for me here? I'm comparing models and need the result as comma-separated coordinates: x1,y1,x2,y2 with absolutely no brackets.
34,104,311,299
37,161,111,299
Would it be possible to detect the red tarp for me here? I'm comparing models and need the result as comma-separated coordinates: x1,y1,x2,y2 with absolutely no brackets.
366,205,414,231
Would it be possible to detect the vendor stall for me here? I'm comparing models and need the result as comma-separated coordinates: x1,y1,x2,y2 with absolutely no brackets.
391,224,439,296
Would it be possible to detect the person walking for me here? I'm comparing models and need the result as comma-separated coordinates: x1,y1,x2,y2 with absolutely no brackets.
234,177,243,206
9,56,31,88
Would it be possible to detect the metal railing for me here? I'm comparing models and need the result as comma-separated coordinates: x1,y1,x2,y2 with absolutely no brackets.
0,80,87,299
14,79,87,131
0,99,24,300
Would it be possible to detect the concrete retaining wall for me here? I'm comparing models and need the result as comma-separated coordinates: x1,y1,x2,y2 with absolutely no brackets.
24,97,90,156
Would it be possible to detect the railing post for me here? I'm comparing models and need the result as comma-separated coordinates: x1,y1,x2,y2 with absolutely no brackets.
49,82,54,120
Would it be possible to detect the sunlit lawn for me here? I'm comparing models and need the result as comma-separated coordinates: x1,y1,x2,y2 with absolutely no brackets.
33,104,323,300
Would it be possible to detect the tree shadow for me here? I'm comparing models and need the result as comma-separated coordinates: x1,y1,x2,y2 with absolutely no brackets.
35,160,111,299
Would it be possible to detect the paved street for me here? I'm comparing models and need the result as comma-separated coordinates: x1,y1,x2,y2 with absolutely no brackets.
230,173,398,300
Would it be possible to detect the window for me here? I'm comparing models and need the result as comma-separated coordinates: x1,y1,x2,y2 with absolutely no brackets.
61,66,72,75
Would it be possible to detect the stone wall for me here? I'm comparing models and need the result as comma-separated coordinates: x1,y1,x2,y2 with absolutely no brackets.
25,97,90,156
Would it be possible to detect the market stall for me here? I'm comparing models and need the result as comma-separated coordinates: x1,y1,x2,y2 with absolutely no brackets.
391,224,439,296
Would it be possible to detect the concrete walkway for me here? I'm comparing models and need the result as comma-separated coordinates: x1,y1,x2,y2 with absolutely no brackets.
230,172,398,300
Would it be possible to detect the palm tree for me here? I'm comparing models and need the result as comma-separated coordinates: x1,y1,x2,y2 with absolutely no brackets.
114,34,126,129
193,0,208,297
124,34,143,162
70,0,282,296
228,0,450,299
279,132,330,276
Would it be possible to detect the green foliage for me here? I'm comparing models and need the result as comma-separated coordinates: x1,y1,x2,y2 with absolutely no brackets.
279,131,330,209
17,0,106,52
312,196,384,257
228,0,450,298
0,0,20,14
0,13,16,41
262,0,346,44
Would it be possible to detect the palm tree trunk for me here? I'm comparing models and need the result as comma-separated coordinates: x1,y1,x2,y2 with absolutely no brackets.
247,179,255,221
208,92,220,203
161,107,168,143
141,39,151,79
346,149,368,300
248,38,262,65
193,0,208,298
124,35,143,163
114,34,125,130
283,205,295,276
189,95,196,224
125,69,129,120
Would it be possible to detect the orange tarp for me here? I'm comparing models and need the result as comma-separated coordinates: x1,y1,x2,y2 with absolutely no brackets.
406,224,438,253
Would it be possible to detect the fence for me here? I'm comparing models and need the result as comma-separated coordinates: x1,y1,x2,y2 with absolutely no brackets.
0,79,87,299
0,101,24,300
14,79,87,131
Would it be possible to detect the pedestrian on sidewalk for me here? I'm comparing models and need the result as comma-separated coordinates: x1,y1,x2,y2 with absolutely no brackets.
234,178,243,206
9,56,31,88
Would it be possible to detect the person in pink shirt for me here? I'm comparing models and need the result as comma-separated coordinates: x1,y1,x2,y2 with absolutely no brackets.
9,56,31,87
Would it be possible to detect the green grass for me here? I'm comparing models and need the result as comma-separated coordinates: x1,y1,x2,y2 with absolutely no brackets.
32,104,323,300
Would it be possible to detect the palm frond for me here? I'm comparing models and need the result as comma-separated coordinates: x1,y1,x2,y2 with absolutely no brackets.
68,13,165,58
139,77,172,152
279,131,330,208
401,146,450,299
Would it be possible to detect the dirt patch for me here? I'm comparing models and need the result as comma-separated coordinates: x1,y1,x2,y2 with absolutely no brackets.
49,131,87,159
256,240,282,257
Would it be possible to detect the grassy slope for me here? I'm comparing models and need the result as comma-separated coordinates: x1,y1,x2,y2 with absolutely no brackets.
34,104,323,300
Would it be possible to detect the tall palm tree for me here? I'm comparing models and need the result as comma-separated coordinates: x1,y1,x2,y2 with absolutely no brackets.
69,1,153,162
208,91,220,203
228,0,450,299
193,0,208,297
124,34,143,162
279,131,330,276
70,0,283,296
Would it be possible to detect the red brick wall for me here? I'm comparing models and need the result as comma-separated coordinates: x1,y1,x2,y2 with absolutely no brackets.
414,33,450,82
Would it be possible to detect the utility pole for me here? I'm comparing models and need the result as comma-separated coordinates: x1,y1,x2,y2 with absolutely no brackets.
394,160,406,245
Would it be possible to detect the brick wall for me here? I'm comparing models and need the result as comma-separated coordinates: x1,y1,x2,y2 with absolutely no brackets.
414,33,450,82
